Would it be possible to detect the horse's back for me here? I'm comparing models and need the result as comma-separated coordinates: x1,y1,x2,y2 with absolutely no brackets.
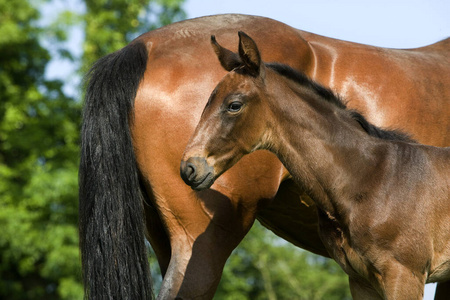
298,30,450,146
416,37,450,53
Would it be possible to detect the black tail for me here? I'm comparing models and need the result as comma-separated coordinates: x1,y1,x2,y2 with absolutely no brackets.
79,41,152,299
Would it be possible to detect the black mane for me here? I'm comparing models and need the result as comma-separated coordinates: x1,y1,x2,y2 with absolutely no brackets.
266,63,414,143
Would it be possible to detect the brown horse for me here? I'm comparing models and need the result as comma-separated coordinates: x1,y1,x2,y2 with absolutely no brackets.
180,32,450,300
79,14,450,299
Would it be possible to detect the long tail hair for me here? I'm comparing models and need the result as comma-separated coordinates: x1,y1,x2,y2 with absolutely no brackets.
79,41,152,299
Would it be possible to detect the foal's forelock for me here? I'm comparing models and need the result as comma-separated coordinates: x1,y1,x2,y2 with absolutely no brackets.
266,63,414,143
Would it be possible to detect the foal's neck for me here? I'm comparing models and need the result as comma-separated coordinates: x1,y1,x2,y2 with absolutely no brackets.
265,73,391,216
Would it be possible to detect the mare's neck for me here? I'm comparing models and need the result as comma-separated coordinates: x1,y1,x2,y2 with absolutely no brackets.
265,74,389,216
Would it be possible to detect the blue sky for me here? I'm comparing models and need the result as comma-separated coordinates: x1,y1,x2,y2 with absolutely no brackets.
184,0,449,48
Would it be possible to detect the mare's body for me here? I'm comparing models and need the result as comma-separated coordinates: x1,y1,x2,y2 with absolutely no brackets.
79,14,450,299
181,32,450,299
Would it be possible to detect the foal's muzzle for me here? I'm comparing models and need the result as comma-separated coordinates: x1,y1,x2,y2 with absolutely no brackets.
180,157,215,191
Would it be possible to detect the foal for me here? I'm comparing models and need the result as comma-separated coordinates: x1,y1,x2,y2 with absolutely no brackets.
180,32,450,299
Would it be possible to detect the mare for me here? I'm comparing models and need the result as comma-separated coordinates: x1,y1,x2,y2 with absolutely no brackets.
180,32,450,300
79,14,450,299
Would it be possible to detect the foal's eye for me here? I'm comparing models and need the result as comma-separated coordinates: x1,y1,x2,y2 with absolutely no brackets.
227,101,243,113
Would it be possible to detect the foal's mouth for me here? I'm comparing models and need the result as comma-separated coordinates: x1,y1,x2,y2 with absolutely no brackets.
189,171,215,191
180,157,216,191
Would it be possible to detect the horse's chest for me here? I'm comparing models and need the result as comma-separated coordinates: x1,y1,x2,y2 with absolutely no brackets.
317,210,369,279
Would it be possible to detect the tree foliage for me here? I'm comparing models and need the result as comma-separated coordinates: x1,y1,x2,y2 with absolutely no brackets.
0,0,81,299
82,0,186,72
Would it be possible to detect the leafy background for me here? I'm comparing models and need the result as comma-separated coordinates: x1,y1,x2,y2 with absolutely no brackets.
0,0,350,298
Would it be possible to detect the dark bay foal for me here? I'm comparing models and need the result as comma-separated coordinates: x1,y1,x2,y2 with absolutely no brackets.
180,32,450,299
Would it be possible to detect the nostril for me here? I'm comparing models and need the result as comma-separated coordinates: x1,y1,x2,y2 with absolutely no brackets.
186,162,196,180
181,161,197,183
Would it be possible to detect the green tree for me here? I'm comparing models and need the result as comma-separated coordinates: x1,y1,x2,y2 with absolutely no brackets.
0,0,81,299
82,0,186,73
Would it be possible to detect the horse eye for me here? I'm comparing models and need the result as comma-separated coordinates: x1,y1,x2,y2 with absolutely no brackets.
227,101,243,113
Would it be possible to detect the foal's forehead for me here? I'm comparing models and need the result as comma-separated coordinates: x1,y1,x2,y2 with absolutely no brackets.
216,71,254,94
207,71,256,107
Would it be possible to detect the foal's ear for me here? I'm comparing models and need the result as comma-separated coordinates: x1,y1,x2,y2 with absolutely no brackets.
211,35,242,72
238,31,261,77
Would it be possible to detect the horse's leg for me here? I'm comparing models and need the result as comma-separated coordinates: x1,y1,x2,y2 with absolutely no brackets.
349,278,383,300
142,187,171,277
380,264,426,300
154,192,242,299
148,181,253,299
350,266,427,300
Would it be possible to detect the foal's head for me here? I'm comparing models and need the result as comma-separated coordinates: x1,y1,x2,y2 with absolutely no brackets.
180,32,272,190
